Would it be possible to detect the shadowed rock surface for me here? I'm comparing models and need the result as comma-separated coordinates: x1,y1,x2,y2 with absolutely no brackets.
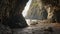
41,0,60,23
0,0,28,28
0,0,28,34
12,23,60,34
0,24,12,34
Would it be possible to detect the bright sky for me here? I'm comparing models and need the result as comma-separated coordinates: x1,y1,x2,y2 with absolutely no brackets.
22,0,32,17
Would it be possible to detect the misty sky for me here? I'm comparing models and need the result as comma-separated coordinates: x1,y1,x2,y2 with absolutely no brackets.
22,0,32,17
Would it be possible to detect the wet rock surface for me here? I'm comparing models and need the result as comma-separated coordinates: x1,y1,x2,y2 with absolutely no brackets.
12,23,60,34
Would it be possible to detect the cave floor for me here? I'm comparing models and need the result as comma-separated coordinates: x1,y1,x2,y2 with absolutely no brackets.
13,23,60,34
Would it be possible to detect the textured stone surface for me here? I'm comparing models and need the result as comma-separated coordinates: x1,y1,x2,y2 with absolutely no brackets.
12,23,60,34
0,0,28,28
41,0,60,23
0,24,12,34
0,0,28,34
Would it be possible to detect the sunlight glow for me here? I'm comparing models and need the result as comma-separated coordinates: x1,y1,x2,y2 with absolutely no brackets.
22,0,32,17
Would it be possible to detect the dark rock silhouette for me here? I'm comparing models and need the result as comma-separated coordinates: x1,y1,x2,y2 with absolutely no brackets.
0,0,28,34
0,24,12,34
1,0,28,28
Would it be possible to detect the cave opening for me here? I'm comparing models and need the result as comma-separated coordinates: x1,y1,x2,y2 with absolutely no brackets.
22,0,32,25
22,0,32,17
22,0,48,26
22,0,60,26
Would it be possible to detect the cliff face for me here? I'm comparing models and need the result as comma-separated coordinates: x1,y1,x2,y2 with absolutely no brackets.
25,0,60,23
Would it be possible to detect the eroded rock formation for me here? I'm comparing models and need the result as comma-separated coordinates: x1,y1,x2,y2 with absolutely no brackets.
42,0,60,22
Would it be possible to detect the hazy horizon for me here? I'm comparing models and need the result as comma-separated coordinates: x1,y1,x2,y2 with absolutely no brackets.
22,0,32,17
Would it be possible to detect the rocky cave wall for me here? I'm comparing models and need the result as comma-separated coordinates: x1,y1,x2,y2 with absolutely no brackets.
0,0,28,34
42,0,60,22
0,0,60,34
0,0,28,28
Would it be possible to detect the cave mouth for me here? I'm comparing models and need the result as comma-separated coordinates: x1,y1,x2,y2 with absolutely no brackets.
22,0,32,25
22,0,60,26
22,0,32,17
22,0,48,26
22,0,48,25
